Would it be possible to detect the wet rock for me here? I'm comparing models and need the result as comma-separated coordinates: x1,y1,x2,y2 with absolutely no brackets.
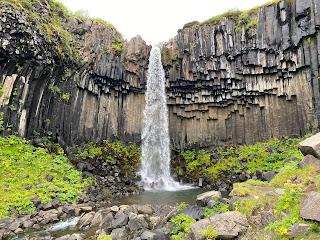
300,191,320,222
22,219,34,228
140,229,169,240
110,227,127,240
100,212,114,231
8,221,22,231
299,133,320,158
128,218,145,232
0,217,15,228
56,235,71,240
77,212,95,229
136,205,154,215
68,233,86,240
287,223,310,237
112,214,129,228
196,191,221,207
62,205,75,216
91,209,111,228
14,228,23,234
178,206,205,220
189,211,249,239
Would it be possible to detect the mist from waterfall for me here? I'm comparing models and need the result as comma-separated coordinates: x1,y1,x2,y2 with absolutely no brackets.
139,46,192,191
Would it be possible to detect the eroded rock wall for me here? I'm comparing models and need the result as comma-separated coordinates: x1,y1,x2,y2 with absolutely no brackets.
162,0,320,148
0,5,150,146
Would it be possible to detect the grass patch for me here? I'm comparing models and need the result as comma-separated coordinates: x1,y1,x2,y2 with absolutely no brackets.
0,135,90,218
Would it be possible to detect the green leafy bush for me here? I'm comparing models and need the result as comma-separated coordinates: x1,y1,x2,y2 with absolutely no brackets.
169,213,196,240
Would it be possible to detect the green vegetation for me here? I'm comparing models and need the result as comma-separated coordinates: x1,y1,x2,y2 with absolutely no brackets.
169,213,196,240
232,158,320,239
9,104,16,111
61,93,71,102
182,0,281,32
203,200,230,218
200,225,218,239
111,39,123,52
177,202,187,211
0,135,90,218
49,85,61,94
75,140,141,176
97,233,112,240
0,83,3,96
0,112,4,132
176,136,307,182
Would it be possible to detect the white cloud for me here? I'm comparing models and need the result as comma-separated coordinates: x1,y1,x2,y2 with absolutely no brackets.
60,0,273,45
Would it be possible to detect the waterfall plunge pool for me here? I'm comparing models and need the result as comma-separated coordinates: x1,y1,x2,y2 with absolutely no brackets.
112,188,208,206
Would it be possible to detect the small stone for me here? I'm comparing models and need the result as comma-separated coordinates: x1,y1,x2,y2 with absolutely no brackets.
46,174,53,182
261,171,276,182
14,228,23,234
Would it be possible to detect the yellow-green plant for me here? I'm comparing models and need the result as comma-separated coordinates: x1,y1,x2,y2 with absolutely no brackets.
169,213,196,240
200,225,218,240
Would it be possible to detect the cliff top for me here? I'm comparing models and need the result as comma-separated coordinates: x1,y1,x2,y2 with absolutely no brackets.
181,0,283,31
0,0,123,62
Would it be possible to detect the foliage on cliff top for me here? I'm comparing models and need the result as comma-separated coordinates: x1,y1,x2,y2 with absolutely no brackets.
0,0,121,61
175,134,310,182
182,0,281,30
0,135,90,219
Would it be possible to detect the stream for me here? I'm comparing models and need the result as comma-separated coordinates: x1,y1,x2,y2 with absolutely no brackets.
12,188,208,239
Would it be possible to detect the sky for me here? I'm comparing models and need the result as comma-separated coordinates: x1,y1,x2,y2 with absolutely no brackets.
59,0,272,45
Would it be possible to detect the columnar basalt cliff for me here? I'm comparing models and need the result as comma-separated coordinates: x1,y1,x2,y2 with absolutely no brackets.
0,0,320,149
0,2,150,146
162,0,320,148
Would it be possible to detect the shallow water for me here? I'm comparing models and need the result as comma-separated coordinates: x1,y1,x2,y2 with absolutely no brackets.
12,188,213,239
113,188,208,206
12,217,82,240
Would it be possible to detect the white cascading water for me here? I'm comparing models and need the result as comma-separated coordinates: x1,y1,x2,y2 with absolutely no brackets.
139,46,192,191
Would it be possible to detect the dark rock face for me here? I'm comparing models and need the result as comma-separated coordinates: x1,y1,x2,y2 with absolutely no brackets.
1,0,320,149
162,0,320,148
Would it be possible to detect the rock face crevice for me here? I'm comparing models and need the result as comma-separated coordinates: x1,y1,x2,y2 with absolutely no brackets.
1,0,320,148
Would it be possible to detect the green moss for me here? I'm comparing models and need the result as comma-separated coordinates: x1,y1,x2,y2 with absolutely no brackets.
0,135,90,218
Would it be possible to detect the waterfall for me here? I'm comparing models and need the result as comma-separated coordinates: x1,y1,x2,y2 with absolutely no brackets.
139,46,191,191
